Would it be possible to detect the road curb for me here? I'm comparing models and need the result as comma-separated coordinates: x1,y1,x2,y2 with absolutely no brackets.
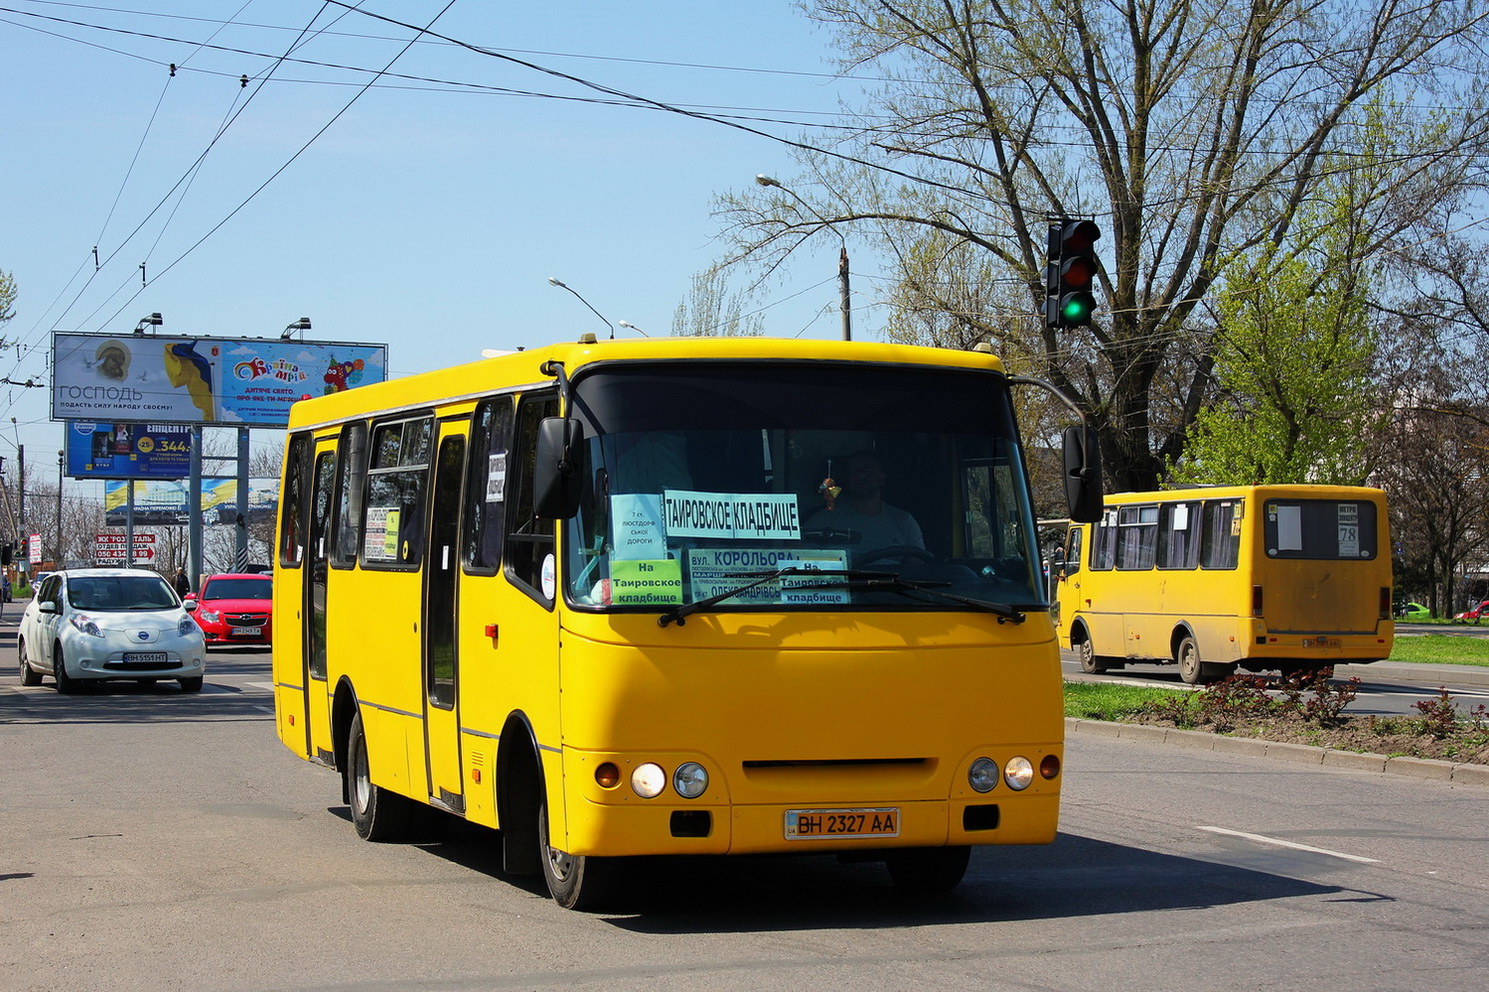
1065,718,1488,788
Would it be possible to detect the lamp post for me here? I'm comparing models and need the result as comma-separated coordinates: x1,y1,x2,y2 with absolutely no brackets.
755,174,852,341
617,320,648,337
133,312,162,335
548,277,615,339
55,450,63,569
281,316,312,340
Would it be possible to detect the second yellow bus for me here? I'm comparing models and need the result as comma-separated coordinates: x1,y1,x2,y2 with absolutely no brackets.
1056,485,1393,683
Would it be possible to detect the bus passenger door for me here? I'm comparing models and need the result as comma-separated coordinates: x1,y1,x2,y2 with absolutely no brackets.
424,429,467,813
303,444,338,765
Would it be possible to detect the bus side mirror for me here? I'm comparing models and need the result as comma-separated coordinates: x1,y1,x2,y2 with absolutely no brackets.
534,417,583,520
1063,425,1103,523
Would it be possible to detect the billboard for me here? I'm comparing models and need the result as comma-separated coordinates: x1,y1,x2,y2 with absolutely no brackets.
104,478,280,527
65,421,192,480
52,333,387,428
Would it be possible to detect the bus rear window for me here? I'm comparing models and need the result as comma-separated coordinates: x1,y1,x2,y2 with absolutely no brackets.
1264,500,1377,560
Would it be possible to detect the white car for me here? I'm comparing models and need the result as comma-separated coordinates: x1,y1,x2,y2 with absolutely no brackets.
18,568,207,693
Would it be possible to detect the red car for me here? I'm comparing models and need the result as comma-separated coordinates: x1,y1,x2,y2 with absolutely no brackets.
186,573,273,646
1452,599,1489,624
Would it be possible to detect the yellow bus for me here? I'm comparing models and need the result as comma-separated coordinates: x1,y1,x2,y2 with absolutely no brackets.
1055,485,1394,684
273,334,1101,908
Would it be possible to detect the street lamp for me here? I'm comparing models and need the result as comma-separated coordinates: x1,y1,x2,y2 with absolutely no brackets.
617,320,648,337
755,174,852,341
281,316,312,341
548,277,615,339
133,312,163,335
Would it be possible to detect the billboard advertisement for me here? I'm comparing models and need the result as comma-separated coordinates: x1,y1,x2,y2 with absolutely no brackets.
52,333,387,428
104,478,280,527
65,421,192,479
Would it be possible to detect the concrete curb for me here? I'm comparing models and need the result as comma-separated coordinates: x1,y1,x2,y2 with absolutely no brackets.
1065,718,1488,788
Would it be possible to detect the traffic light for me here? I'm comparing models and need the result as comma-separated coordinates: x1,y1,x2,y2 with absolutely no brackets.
1045,220,1101,328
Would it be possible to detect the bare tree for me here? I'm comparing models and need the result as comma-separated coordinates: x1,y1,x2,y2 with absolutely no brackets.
720,0,1489,489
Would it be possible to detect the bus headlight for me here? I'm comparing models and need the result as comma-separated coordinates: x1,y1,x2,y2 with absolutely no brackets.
1004,756,1035,791
673,762,709,799
630,763,666,798
968,757,999,793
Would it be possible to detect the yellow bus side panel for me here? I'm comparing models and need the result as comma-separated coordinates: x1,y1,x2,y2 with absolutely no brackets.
327,567,426,802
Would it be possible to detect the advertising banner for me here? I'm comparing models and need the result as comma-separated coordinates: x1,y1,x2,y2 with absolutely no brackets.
65,421,192,479
52,333,387,428
104,478,280,527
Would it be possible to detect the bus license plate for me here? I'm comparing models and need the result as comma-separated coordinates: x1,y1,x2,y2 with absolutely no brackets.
784,808,899,840
1302,637,1340,648
124,652,167,665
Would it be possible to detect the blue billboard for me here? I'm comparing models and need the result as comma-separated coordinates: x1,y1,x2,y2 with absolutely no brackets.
65,421,192,480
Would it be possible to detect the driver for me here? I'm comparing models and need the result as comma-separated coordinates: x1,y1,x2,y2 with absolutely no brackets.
806,450,924,560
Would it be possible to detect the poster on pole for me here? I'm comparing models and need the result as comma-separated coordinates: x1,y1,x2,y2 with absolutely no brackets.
51,333,387,428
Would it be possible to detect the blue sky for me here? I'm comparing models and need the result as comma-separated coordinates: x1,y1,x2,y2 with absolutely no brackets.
1,1,877,473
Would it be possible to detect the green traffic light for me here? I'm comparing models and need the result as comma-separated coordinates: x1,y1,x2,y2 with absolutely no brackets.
1061,296,1093,322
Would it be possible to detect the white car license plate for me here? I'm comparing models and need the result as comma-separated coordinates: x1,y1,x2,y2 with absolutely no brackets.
784,808,899,840
124,652,168,665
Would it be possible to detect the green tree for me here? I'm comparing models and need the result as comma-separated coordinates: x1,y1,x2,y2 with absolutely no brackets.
1174,190,1386,484
720,1,1489,490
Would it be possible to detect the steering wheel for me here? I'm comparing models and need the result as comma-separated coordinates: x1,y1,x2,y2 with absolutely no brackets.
855,545,937,567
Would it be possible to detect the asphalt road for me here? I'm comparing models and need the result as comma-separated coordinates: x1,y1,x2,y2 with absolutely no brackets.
5,626,1489,991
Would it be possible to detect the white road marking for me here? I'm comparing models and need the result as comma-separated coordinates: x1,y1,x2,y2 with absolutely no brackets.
1197,825,1380,863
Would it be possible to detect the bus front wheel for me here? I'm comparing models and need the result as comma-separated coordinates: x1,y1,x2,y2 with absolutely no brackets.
886,845,971,893
537,792,618,911
347,710,414,842
1176,635,1224,685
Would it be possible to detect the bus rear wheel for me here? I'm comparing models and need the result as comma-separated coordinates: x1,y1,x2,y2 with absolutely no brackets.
537,792,618,911
1076,633,1109,675
347,710,414,842
1176,635,1224,685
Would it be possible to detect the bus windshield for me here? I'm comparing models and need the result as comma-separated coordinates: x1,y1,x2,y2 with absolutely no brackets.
562,361,1044,614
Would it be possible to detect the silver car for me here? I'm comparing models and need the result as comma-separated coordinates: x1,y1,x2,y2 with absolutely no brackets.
18,568,207,693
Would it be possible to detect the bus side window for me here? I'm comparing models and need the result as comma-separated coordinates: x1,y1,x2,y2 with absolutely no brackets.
1063,527,1082,577
362,416,433,568
1157,501,1201,569
332,421,367,568
1201,500,1242,569
505,393,561,603
1090,511,1116,570
279,433,310,568
463,397,514,572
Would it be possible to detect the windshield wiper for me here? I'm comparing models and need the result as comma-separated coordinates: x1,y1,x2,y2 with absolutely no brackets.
788,576,1027,624
657,567,894,627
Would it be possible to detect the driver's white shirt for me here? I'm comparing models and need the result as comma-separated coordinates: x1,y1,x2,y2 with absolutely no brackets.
806,501,924,559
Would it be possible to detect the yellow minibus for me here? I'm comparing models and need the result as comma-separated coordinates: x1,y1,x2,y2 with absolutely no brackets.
273,334,1100,908
1056,485,1393,684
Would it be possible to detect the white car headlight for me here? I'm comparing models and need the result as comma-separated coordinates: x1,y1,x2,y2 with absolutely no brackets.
630,763,666,799
1004,756,1035,791
69,614,103,637
178,616,200,637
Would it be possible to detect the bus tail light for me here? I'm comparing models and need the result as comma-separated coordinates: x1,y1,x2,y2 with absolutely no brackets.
1251,585,1264,616
1380,587,1391,620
